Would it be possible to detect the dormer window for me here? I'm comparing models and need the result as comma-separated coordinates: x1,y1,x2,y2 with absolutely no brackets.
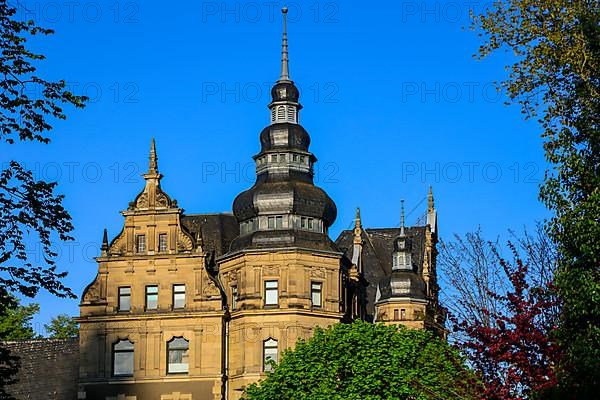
393,252,411,270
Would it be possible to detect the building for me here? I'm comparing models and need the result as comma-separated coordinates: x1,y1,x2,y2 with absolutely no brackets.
76,8,444,400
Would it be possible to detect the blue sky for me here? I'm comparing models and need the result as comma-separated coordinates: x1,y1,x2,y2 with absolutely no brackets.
3,0,550,333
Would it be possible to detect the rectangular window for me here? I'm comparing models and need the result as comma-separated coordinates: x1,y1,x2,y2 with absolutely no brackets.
136,235,146,253
118,287,131,312
268,216,275,229
231,285,238,310
293,154,298,162
401,309,406,320
145,285,158,310
275,216,283,229
173,284,186,309
279,154,286,162
271,154,278,162
264,281,278,306
394,309,399,321
301,217,307,229
158,233,168,252
308,218,314,230
311,282,322,308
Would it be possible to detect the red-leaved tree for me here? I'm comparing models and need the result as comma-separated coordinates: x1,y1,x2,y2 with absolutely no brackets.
440,228,562,399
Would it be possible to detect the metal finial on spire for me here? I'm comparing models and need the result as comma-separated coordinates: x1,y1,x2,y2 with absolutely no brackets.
279,7,290,81
355,207,362,229
149,138,158,174
400,199,406,236
428,185,435,211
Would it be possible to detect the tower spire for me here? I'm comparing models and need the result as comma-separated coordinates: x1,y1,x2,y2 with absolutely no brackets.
427,186,437,234
400,199,406,236
149,137,158,174
354,207,362,230
101,228,109,256
352,207,363,274
279,7,290,82
428,185,435,212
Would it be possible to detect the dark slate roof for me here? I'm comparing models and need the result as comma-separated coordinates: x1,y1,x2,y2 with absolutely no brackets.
377,272,426,302
228,229,341,253
335,227,426,319
2,338,79,400
181,213,239,256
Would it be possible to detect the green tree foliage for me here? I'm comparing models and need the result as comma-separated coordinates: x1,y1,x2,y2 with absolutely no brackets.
0,295,39,341
243,321,481,400
472,1,599,397
44,314,78,339
0,0,87,396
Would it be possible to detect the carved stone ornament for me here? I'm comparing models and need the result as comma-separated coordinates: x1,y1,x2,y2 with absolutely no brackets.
310,267,326,279
156,191,169,207
83,279,101,303
202,273,221,297
177,229,194,251
223,270,239,285
263,265,280,277
109,230,126,255
136,192,149,208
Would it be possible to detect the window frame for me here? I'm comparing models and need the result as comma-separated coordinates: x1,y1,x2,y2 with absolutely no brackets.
112,339,134,377
145,285,159,311
231,285,238,311
264,280,279,307
263,338,278,372
310,281,323,308
118,286,131,312
172,284,186,310
158,233,168,253
136,234,146,254
166,337,190,375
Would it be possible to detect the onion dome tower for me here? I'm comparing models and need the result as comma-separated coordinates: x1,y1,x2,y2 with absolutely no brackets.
375,201,427,326
231,7,337,252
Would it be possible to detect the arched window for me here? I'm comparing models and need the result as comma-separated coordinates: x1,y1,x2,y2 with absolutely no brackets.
113,339,134,377
167,337,189,374
287,105,296,122
277,106,285,121
263,338,278,372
